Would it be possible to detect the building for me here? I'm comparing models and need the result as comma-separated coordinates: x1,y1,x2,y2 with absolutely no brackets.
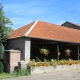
6,20,80,61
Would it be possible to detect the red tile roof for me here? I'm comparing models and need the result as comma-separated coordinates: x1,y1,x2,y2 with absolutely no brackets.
9,20,80,43
9,21,35,39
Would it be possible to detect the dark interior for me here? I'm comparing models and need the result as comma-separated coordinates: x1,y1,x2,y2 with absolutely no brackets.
30,38,80,61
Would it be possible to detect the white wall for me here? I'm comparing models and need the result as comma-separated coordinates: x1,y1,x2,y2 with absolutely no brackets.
25,38,31,61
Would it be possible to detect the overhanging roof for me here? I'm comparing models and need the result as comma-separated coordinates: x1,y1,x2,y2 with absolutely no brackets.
9,20,80,43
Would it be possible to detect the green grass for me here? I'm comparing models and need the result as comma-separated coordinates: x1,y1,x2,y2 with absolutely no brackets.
0,73,15,80
0,69,30,80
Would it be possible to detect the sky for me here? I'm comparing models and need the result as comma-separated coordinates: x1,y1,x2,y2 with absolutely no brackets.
1,0,80,29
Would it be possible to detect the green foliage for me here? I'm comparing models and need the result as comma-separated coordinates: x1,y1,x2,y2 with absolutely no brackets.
36,57,42,62
0,3,13,43
6,27,14,34
40,48,50,56
0,69,29,79
65,49,71,53
13,68,29,76
0,3,13,58
0,62,4,74
0,43,4,59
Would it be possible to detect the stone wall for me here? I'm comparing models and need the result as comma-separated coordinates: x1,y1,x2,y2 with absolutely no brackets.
18,60,27,70
6,37,31,61
18,61,80,75
30,64,80,75
6,38,25,60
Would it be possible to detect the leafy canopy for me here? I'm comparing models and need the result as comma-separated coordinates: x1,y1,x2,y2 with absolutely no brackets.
0,3,13,59
0,3,13,43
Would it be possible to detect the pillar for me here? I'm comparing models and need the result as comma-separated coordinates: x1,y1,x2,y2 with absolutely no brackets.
57,44,59,61
78,46,79,60
25,38,31,61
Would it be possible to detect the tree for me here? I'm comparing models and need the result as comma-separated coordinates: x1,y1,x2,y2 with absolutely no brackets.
6,27,14,34
0,3,13,59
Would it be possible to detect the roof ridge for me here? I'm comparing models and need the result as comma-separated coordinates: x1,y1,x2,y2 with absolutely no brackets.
24,20,38,36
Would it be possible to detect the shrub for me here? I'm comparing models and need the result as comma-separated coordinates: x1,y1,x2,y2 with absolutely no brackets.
0,61,4,74
13,68,29,76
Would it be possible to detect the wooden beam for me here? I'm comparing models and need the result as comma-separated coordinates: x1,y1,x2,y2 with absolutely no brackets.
57,44,59,61
78,46,79,60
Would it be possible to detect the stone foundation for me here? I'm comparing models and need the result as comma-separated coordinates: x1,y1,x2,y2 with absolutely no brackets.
30,64,80,75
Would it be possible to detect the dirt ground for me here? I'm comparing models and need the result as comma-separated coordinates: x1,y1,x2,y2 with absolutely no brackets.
3,69,80,80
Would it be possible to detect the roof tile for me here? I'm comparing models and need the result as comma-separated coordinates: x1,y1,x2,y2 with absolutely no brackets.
9,20,80,43
9,22,35,39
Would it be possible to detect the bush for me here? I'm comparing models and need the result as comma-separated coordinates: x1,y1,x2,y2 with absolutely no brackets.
0,61,4,74
13,68,29,76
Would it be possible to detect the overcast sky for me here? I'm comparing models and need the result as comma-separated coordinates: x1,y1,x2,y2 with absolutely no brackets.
1,0,80,29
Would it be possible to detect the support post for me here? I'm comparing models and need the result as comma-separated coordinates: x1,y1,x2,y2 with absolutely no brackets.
57,44,59,61
78,46,79,60
25,39,31,61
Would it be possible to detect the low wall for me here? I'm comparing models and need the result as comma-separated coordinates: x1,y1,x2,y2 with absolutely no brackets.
19,61,80,75
30,64,80,75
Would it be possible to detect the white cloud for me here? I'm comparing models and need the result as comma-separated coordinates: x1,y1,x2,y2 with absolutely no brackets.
4,1,48,16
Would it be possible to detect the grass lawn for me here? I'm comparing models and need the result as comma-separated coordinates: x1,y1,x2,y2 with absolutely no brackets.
0,69,30,80
0,73,15,80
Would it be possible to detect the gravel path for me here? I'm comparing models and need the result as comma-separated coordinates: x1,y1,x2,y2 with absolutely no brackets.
3,69,80,80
